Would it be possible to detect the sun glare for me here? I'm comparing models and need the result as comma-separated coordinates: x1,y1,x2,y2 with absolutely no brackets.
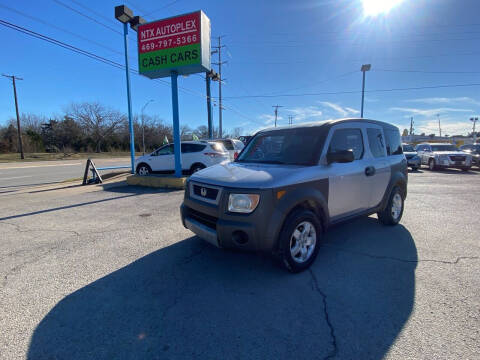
362,0,404,16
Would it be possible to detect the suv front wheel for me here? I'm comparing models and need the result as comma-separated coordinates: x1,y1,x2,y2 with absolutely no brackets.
377,186,404,226
278,209,322,273
428,158,436,171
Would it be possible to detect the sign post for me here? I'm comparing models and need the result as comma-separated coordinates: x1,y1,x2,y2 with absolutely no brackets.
137,11,211,177
170,71,181,177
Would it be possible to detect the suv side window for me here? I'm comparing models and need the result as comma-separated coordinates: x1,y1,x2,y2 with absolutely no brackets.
328,128,364,160
367,128,385,158
384,128,403,155
154,145,174,156
181,143,206,153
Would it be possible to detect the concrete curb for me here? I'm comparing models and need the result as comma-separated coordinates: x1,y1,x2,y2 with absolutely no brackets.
126,175,187,189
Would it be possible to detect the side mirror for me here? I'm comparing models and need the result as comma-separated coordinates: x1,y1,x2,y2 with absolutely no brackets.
327,149,355,164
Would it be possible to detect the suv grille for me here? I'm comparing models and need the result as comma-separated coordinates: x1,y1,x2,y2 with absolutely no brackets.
192,184,218,200
186,207,217,230
405,154,414,160
449,155,466,161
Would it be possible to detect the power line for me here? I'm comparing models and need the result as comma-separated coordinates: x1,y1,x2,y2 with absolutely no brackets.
52,0,123,36
0,19,206,100
221,83,480,99
266,70,357,95
142,0,180,17
375,68,480,74
67,0,119,26
0,4,124,56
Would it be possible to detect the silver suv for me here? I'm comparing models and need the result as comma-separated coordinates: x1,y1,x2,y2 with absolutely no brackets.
181,119,408,272
415,143,472,171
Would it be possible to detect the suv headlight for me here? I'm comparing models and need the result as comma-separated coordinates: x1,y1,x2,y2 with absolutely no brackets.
228,194,260,213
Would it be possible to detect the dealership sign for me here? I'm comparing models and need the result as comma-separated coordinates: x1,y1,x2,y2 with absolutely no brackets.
137,11,211,79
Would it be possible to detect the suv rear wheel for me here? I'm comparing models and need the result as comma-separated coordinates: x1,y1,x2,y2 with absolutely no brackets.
278,209,322,273
377,186,404,226
190,163,206,174
136,163,151,176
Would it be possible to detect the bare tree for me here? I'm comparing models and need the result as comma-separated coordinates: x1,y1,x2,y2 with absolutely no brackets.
67,102,126,152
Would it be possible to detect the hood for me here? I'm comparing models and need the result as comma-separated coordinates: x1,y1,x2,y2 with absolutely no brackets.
403,151,417,156
189,162,305,188
432,151,469,156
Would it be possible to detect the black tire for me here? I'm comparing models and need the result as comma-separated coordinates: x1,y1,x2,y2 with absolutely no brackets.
377,186,404,226
428,158,436,171
411,166,419,171
190,163,206,174
136,163,151,176
278,209,322,273
461,167,471,172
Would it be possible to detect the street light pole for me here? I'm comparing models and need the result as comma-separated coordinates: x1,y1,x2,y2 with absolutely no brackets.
471,117,478,143
115,5,145,174
141,99,154,155
360,64,371,118
123,22,135,174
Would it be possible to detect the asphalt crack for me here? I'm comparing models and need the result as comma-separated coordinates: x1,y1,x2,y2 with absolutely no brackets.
308,268,338,360
0,221,80,237
325,245,479,265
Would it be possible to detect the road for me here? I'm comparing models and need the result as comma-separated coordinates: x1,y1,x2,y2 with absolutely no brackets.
0,158,130,189
0,169,479,359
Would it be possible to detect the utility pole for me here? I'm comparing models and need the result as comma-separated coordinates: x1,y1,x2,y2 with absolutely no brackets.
141,99,154,155
288,115,294,126
206,69,219,139
212,36,226,138
409,116,414,135
2,74,24,159
437,114,442,137
272,105,283,127
470,117,479,143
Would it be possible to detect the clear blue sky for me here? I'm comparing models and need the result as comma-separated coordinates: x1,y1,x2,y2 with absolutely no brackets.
1,0,480,136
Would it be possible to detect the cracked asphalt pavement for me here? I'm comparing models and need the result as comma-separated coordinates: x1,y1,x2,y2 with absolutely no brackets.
0,169,479,359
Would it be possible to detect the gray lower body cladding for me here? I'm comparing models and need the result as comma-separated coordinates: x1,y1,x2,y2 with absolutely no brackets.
180,179,329,253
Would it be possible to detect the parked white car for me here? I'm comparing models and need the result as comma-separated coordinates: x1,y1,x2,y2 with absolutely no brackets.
415,143,472,171
135,141,229,175
213,139,245,160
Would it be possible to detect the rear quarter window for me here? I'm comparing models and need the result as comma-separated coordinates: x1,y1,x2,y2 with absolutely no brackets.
216,140,234,150
209,142,226,152
384,128,403,155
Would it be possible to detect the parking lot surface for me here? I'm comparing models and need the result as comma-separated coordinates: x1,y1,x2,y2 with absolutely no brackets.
0,169,479,359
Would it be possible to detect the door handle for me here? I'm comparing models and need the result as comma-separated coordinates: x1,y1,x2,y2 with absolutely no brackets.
365,166,376,176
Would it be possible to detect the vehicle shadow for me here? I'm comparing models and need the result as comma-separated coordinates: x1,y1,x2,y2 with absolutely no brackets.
27,217,417,360
423,167,478,175
101,183,179,195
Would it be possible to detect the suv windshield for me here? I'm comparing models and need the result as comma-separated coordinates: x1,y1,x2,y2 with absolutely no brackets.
431,144,458,152
402,144,415,152
236,128,323,165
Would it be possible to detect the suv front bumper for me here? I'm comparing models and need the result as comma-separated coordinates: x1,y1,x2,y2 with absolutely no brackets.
180,185,277,252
